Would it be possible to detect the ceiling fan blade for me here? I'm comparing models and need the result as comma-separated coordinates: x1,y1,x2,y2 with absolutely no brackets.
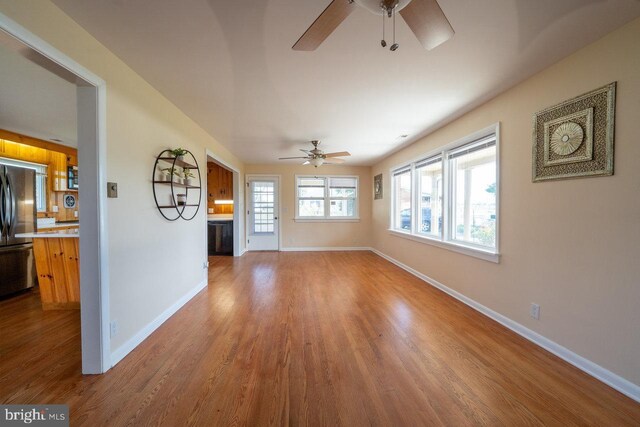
302,160,311,165
324,158,345,164
399,0,454,50
300,149,312,153
292,0,356,51
323,151,351,158
279,156,310,160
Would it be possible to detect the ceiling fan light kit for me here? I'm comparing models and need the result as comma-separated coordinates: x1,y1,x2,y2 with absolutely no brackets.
292,0,454,52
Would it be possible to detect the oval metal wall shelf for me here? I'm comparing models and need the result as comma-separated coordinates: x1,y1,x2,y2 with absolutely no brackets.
152,149,202,221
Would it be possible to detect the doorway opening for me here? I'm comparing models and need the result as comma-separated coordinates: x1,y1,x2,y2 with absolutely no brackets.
0,13,109,374
205,150,242,259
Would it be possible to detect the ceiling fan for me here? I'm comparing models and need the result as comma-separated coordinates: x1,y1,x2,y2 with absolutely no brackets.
292,0,454,52
279,140,351,167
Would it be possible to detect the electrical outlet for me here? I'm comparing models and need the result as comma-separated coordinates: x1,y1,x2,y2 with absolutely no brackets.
52,205,59,213
530,303,540,320
110,320,118,337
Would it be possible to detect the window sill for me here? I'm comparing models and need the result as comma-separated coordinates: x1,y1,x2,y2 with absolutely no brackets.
387,229,500,263
295,218,360,223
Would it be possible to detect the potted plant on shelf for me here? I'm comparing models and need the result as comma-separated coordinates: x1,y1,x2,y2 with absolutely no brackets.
170,148,188,161
161,167,180,182
182,168,195,186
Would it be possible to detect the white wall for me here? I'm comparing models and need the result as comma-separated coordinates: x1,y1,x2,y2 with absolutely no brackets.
0,0,245,361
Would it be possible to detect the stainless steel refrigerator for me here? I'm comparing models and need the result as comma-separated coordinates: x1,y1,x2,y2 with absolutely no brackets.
0,164,37,297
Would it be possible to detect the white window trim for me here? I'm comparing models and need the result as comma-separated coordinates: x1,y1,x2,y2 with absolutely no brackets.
0,156,48,212
388,123,500,262
295,174,360,221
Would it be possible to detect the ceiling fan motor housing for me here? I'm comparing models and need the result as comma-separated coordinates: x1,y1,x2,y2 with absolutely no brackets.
355,0,412,16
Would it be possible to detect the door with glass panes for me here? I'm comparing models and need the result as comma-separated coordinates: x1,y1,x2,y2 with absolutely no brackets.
247,177,279,250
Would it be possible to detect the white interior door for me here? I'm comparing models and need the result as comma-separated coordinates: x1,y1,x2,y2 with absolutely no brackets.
247,177,279,251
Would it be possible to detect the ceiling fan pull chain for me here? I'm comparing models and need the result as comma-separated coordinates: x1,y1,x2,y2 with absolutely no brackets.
390,7,399,51
381,10,387,47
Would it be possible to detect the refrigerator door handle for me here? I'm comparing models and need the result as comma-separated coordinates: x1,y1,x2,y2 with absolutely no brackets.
6,173,16,236
0,171,7,238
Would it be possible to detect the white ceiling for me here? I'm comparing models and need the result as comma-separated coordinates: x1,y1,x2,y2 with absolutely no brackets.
0,43,78,147
50,0,640,165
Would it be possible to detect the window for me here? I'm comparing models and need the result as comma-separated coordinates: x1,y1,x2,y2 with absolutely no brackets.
0,157,47,212
296,175,358,220
390,125,499,259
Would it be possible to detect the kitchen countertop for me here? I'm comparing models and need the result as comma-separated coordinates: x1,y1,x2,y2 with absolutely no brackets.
208,215,233,222
37,221,79,230
16,229,79,239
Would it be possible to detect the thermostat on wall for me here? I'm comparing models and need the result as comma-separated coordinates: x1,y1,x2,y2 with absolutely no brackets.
63,194,76,209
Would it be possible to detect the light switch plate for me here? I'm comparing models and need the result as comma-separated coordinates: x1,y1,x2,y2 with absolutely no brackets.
107,182,118,198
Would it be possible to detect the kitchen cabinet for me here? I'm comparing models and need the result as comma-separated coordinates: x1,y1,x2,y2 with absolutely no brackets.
207,162,234,214
208,221,233,255
208,162,233,199
48,151,68,192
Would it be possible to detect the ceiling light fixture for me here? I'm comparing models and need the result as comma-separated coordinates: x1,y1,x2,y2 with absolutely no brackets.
310,157,324,168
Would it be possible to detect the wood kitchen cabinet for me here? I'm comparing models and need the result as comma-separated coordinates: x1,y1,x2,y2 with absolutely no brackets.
207,162,234,213
48,151,68,192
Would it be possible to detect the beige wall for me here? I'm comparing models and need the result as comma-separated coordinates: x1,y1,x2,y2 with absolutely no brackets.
0,1,245,355
372,17,640,385
245,164,372,249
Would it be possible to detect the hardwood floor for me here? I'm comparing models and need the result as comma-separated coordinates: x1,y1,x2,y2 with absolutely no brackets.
1,251,639,426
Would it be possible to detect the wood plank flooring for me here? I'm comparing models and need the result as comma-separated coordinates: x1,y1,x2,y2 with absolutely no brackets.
1,251,639,426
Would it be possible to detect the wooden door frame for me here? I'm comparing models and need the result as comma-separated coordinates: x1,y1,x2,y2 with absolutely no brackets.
0,12,111,373
245,174,281,251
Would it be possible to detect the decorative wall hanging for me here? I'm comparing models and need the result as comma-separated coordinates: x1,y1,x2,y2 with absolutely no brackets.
532,82,615,182
374,173,383,199
152,148,202,221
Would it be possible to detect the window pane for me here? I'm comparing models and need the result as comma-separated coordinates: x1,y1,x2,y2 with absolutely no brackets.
299,199,324,217
393,170,412,231
252,181,275,234
416,159,442,237
451,144,496,248
299,187,325,198
329,188,356,198
329,199,355,217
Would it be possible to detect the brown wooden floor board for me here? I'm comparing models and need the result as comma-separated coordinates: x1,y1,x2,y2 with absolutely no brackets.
1,251,639,426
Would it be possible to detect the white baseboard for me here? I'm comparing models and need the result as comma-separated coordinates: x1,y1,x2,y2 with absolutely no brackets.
237,247,248,256
370,248,640,403
280,246,371,252
110,278,208,366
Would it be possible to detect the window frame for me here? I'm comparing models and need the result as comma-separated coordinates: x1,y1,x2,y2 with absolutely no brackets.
295,174,360,222
0,157,48,212
388,123,500,263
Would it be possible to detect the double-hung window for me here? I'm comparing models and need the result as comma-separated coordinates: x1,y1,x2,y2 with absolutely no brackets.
296,175,358,220
0,157,48,212
390,125,499,261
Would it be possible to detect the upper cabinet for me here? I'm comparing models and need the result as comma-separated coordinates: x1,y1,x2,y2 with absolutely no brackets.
207,162,234,214
48,151,68,192
208,162,233,200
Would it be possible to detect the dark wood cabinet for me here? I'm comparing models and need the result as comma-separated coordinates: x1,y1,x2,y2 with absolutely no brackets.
208,221,233,255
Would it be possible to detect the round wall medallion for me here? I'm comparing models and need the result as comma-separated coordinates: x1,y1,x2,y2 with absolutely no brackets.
550,122,584,156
